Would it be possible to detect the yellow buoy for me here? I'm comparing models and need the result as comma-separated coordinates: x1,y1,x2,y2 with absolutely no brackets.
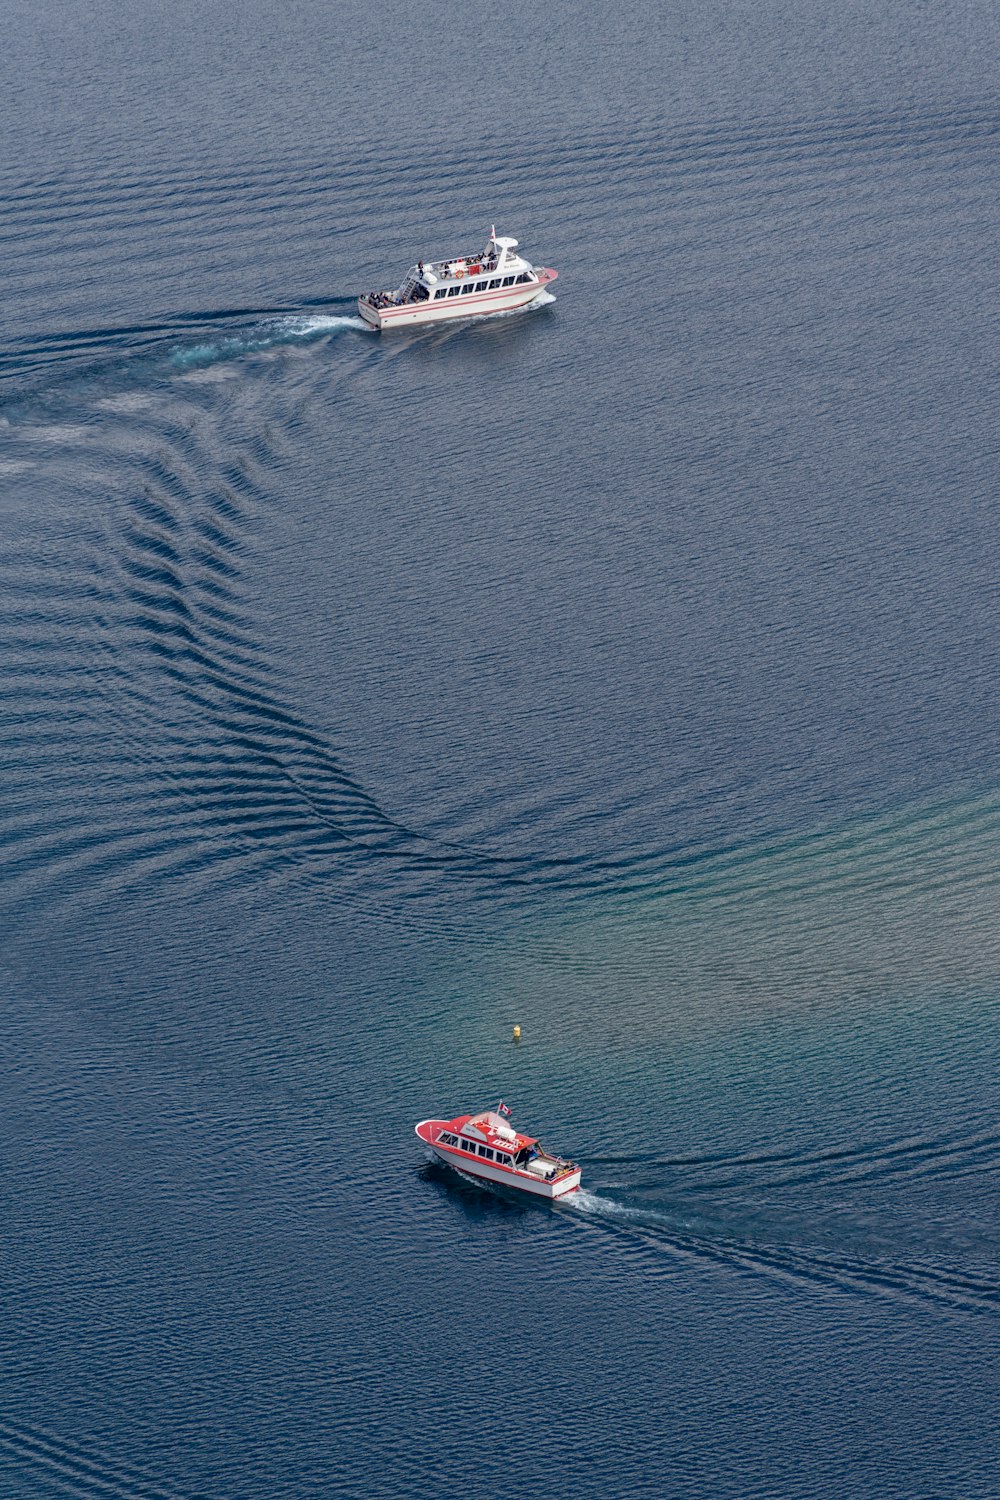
512,1025,521,1041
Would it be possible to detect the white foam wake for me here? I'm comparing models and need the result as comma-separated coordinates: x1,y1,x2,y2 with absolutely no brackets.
565,1189,699,1235
566,1188,645,1220
170,313,369,370
273,314,371,338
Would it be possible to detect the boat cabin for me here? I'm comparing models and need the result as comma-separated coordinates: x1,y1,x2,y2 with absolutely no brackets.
368,234,537,311
415,1100,580,1197
437,1109,573,1182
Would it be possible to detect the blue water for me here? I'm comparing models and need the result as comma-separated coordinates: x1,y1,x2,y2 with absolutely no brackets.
3,3,1000,1495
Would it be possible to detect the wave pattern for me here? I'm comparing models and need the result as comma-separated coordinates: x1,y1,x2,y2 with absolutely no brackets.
595,1124,1000,1193
3,369,999,914
2,100,999,928
2,69,1000,1500
2,100,998,232
0,1418,211,1499
565,1189,1000,1318
4,98,998,375
2,384,1000,932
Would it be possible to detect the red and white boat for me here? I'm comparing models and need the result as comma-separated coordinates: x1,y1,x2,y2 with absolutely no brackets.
359,229,557,331
415,1104,581,1200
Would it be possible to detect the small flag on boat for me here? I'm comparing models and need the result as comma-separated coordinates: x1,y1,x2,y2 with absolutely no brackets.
497,1101,511,1118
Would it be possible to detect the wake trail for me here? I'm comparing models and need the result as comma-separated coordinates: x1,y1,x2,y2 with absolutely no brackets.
168,312,371,369
0,303,370,402
560,1188,1000,1317
591,1124,1000,1192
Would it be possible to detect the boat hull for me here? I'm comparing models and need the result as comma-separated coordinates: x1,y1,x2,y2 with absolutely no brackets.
416,1117,581,1200
360,269,557,331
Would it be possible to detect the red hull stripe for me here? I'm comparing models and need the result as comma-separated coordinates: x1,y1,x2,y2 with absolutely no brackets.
370,269,557,323
381,291,532,319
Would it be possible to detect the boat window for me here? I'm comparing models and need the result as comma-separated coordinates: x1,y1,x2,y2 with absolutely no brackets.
462,1140,475,1153
501,276,513,286
434,288,447,300
477,1143,488,1157
489,279,501,290
474,281,486,293
448,285,461,297
516,272,531,284
461,284,475,295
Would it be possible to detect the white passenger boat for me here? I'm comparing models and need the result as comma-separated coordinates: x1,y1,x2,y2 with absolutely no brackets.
415,1104,581,1200
359,229,557,331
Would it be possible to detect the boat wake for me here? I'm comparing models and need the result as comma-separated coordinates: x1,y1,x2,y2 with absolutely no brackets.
567,1188,638,1218
561,1186,1000,1317
0,303,371,406
169,312,370,370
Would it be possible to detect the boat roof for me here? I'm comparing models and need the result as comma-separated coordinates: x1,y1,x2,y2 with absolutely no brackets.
492,235,518,249
448,1110,536,1150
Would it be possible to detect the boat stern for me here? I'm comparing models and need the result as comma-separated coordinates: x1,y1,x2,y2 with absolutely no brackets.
551,1166,582,1198
358,296,384,330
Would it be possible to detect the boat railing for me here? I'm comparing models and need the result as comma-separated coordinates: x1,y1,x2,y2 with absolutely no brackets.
428,254,502,279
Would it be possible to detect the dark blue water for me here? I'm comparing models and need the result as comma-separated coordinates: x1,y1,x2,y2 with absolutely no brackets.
3,3,1000,1495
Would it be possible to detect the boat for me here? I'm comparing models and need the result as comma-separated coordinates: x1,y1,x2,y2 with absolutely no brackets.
415,1104,581,1200
358,228,557,331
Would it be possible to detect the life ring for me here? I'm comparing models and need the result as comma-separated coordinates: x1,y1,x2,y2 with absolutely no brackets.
455,266,464,279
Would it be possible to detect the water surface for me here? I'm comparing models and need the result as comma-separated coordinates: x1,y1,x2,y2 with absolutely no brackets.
2,2,1000,1495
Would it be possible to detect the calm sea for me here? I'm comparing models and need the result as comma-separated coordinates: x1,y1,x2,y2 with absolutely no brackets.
3,2,999,1495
